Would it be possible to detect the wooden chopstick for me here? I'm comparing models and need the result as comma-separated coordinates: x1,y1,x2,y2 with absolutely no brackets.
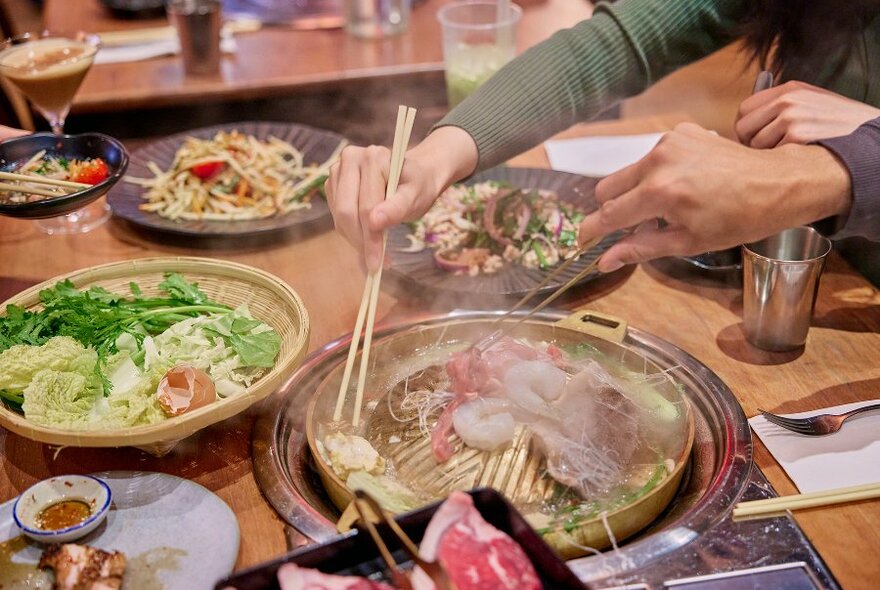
353,490,455,590
352,106,417,427
0,181,66,198
332,275,374,421
0,171,89,189
352,493,415,590
333,105,417,427
733,482,880,519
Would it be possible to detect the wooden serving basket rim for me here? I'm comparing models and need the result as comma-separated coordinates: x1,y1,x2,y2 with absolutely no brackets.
0,256,310,447
305,316,696,524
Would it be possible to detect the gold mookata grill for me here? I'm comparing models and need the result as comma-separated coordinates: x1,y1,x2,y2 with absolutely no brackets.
252,310,839,589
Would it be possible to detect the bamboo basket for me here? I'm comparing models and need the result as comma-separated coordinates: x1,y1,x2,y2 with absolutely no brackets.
0,257,310,456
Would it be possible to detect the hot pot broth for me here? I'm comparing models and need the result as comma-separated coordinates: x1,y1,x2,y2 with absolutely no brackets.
310,320,692,554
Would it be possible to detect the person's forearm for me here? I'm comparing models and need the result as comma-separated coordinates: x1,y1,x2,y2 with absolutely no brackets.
407,127,478,191
815,118,880,241
437,0,748,171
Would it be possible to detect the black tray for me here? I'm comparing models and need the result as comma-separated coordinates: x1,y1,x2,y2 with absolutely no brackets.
217,488,588,590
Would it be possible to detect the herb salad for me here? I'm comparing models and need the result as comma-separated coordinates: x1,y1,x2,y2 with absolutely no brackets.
404,181,586,276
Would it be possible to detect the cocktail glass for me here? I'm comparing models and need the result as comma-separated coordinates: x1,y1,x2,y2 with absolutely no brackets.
0,32,109,234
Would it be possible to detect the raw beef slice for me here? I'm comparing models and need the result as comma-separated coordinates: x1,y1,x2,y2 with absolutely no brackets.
277,563,395,590
412,491,542,590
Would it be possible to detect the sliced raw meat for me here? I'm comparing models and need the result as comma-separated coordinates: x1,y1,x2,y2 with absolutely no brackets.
277,563,395,590
412,492,542,590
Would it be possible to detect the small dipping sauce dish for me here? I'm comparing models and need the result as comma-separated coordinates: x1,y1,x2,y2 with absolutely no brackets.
13,475,111,543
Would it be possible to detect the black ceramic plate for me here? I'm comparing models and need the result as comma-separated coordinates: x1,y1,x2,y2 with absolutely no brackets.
387,167,618,298
107,122,346,239
0,133,128,219
99,0,166,19
680,248,743,272
217,488,587,590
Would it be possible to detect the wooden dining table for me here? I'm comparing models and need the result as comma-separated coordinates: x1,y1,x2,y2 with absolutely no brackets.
42,0,592,114
0,112,878,589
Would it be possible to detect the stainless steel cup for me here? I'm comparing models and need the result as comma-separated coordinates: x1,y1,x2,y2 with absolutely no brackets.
742,226,832,351
167,0,222,76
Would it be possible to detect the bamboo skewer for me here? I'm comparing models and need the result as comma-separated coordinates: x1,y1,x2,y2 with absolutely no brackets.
472,236,603,352
732,482,880,519
334,105,418,427
0,171,90,189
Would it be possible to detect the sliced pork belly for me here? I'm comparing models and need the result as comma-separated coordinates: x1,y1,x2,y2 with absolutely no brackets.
38,543,126,590
277,563,396,590
412,492,542,590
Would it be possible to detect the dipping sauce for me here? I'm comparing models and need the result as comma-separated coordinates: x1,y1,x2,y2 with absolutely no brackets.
36,499,92,530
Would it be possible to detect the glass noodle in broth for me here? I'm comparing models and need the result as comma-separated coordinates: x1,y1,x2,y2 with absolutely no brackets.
314,321,690,551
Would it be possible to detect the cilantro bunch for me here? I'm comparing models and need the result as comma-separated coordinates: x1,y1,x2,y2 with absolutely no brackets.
0,272,230,377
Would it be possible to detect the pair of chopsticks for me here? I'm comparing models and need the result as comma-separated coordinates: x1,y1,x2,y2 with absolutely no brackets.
0,171,89,198
732,481,880,520
352,490,454,590
333,105,418,427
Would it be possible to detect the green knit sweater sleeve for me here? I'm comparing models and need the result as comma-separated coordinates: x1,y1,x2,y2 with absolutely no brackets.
438,0,749,171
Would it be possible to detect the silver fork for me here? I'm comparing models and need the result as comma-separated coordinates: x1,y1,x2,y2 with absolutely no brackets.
758,403,880,435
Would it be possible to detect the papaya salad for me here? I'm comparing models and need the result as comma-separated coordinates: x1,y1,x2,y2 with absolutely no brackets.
1,151,109,203
405,181,586,276
0,273,280,430
125,130,345,221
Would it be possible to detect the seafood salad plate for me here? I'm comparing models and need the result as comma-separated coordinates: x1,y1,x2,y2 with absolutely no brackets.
0,471,239,590
386,167,621,299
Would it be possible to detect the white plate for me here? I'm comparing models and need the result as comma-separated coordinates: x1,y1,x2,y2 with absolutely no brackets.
0,471,240,590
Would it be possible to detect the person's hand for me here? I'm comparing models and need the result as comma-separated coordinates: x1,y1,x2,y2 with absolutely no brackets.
736,81,880,148
0,125,28,141
578,123,852,272
325,126,478,271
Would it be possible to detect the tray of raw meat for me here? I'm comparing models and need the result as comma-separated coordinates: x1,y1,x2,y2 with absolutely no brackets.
216,488,589,590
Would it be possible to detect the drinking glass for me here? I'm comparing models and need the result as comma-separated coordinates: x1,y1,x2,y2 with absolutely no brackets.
0,32,110,234
437,1,521,108
742,227,832,351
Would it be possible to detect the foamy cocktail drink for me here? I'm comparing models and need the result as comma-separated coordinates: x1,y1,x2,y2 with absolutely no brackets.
0,36,98,134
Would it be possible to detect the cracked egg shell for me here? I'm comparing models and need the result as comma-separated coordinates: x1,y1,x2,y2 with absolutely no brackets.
157,365,217,417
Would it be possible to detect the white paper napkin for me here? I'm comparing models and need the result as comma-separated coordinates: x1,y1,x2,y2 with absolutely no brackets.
95,35,237,65
749,399,880,493
544,132,664,177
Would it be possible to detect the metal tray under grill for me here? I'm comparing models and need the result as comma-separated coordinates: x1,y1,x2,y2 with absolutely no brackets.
251,310,838,588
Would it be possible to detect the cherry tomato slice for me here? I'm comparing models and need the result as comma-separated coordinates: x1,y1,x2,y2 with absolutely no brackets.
190,161,226,180
70,158,110,185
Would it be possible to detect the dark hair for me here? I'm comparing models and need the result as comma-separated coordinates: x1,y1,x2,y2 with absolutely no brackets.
741,0,878,87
